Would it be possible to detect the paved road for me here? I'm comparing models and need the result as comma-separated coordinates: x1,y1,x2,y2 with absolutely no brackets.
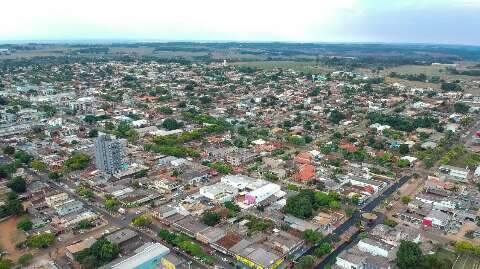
20,167,213,269
299,175,411,268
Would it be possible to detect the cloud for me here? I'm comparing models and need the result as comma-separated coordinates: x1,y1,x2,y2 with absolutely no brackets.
0,0,478,45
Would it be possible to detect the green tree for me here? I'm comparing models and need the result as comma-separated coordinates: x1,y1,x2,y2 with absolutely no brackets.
48,172,62,181
396,240,423,269
296,255,315,269
64,153,91,171
2,146,15,155
401,196,412,204
418,254,452,269
329,110,346,124
162,118,183,130
202,212,221,226
17,253,34,267
104,198,120,212
132,215,152,227
7,176,26,193
17,218,33,231
158,106,174,114
314,242,333,257
399,144,410,155
454,102,470,113
0,259,14,269
30,160,47,171
88,129,99,138
303,229,323,244
26,232,55,249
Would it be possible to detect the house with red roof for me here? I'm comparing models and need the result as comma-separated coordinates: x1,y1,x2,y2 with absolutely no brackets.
295,164,316,182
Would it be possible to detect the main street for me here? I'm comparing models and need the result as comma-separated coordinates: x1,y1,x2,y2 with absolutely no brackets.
299,175,411,268
1,153,213,269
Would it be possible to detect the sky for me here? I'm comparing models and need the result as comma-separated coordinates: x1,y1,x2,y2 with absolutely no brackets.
1,0,479,45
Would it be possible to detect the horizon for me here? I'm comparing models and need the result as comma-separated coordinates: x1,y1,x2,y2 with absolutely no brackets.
1,39,480,48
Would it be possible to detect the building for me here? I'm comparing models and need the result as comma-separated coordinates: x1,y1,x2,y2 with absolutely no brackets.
55,199,84,216
357,238,396,258
105,229,138,246
244,183,281,205
439,165,469,182
160,253,188,269
45,192,69,207
108,242,170,269
95,134,123,174
199,182,238,203
66,237,97,260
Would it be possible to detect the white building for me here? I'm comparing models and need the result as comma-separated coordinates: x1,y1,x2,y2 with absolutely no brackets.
199,182,238,203
357,238,395,258
244,183,281,205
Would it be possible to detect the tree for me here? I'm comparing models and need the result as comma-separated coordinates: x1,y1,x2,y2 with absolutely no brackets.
17,253,34,267
2,146,15,155
132,215,152,227
14,151,32,164
0,259,14,269
76,219,95,230
210,162,233,174
126,129,139,143
104,198,120,212
75,238,120,268
114,122,132,138
26,232,55,248
158,106,174,114
64,153,91,171
7,176,26,193
401,196,412,204
303,229,323,244
30,160,47,171
0,192,23,218
329,110,346,124
88,129,99,138
162,118,183,130
454,102,470,114
17,218,33,231
396,240,423,269
441,82,462,92
399,144,410,155
284,193,313,219
383,218,398,227
314,242,333,257
296,255,315,269
202,212,221,226
418,254,452,269
48,172,62,181
76,187,94,199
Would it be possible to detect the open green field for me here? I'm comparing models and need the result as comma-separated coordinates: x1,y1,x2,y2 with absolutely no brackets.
232,60,332,74
453,254,480,269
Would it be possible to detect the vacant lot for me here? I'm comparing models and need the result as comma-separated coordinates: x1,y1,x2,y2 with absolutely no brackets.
453,254,480,269
0,216,27,260
232,60,332,74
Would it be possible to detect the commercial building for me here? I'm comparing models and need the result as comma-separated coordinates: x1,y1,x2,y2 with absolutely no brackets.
95,134,123,174
244,183,281,205
160,253,188,269
199,182,238,203
55,199,84,216
108,242,170,269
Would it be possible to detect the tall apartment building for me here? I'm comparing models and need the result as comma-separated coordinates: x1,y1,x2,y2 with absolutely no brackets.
95,134,123,174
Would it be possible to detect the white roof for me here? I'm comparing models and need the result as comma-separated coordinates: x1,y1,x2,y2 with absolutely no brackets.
111,243,169,269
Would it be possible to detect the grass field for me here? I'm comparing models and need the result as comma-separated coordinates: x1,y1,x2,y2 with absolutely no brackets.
232,60,332,74
453,254,480,269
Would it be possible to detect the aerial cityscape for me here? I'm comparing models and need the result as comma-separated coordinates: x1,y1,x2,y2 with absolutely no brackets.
1,1,480,269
